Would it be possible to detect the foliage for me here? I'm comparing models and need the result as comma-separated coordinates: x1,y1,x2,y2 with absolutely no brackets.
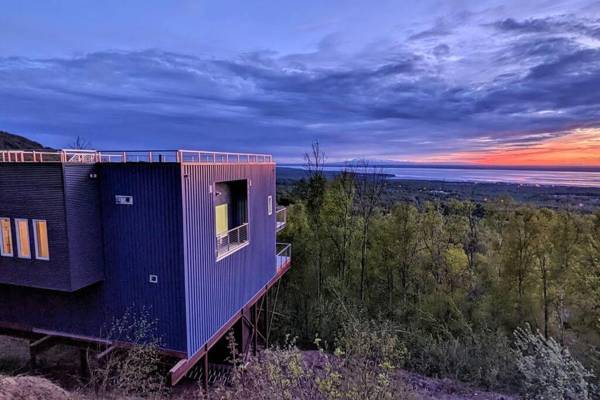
514,324,594,399
88,308,167,398
276,158,600,393
210,319,421,400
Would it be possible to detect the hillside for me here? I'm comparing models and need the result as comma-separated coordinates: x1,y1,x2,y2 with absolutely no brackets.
0,130,46,150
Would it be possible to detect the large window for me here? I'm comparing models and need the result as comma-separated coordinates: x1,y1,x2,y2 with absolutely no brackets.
15,219,31,259
33,219,49,260
0,218,12,257
215,180,249,260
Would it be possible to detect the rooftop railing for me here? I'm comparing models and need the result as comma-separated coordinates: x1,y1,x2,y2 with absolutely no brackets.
0,149,273,164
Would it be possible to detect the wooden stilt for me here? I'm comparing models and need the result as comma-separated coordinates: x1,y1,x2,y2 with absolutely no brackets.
203,353,209,392
80,349,90,379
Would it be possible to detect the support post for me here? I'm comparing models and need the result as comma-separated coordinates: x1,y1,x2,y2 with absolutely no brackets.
203,353,209,392
253,304,258,356
80,349,90,379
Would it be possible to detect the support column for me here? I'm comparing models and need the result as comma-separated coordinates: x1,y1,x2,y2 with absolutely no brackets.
203,353,209,391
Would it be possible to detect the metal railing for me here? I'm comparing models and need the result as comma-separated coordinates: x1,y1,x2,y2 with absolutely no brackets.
0,149,273,164
216,223,249,260
276,206,287,232
276,242,292,270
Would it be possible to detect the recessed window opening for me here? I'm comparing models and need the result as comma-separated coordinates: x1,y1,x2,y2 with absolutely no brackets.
33,219,50,260
215,179,249,260
268,195,273,216
15,219,31,259
0,218,13,257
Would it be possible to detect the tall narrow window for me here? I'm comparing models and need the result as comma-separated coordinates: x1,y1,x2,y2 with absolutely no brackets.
15,219,31,259
33,219,49,260
268,195,273,216
0,218,12,257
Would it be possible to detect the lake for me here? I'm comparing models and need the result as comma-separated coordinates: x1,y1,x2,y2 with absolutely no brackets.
281,165,600,188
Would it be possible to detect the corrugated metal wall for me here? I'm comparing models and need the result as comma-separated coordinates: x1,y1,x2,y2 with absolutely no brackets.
98,163,187,352
181,163,276,356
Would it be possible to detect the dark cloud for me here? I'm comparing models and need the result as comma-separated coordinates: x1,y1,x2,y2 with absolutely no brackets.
494,15,600,39
1,13,600,160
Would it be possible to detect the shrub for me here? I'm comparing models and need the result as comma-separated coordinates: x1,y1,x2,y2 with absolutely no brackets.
88,308,167,398
513,324,595,400
209,320,421,400
400,326,518,391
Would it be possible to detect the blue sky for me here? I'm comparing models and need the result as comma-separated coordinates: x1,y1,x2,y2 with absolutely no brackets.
1,0,600,163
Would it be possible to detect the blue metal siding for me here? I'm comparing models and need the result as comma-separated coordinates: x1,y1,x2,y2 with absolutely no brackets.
98,163,187,352
63,164,105,290
182,163,277,356
0,163,72,290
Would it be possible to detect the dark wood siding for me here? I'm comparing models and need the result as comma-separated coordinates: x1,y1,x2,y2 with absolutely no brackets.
0,163,71,290
63,164,105,290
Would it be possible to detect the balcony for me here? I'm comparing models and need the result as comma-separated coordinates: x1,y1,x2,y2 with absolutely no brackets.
276,243,292,271
216,223,249,261
276,206,287,232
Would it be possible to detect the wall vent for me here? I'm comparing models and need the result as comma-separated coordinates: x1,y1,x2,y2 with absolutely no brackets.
115,195,133,205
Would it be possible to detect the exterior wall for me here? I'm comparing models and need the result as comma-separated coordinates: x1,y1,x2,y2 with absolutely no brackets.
98,163,188,352
63,164,105,290
0,163,188,354
0,163,72,290
181,163,277,357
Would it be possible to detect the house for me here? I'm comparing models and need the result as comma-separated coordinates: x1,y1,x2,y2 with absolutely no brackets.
0,149,290,384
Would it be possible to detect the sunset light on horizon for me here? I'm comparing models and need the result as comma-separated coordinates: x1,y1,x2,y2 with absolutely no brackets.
418,128,600,167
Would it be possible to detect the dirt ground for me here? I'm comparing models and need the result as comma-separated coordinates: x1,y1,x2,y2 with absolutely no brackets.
0,335,518,400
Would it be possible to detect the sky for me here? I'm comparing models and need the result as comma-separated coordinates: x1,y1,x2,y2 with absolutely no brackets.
1,0,600,165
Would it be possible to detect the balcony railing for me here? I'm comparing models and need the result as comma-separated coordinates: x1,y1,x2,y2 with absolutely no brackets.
0,149,273,164
276,206,287,232
276,243,292,270
216,223,249,260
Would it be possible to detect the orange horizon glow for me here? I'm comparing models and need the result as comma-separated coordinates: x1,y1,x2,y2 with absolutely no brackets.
419,128,600,167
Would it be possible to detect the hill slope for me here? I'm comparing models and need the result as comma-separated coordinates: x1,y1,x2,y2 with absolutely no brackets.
0,130,46,150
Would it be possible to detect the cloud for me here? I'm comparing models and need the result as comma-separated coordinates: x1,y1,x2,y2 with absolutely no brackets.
1,12,600,162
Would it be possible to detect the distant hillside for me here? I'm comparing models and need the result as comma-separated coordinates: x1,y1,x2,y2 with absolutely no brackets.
0,130,46,150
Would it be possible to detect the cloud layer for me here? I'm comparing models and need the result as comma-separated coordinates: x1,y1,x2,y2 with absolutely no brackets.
1,11,600,163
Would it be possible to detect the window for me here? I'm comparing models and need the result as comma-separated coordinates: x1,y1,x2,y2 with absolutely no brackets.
215,180,249,260
0,218,12,257
15,219,31,259
268,195,273,216
215,204,229,236
33,219,49,260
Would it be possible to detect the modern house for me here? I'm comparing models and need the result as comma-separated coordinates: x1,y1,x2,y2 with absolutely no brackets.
0,149,290,384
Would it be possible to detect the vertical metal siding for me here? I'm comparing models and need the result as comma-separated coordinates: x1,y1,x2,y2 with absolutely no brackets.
182,163,276,356
98,163,187,352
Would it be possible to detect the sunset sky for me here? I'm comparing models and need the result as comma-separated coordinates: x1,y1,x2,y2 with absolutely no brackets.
1,0,599,166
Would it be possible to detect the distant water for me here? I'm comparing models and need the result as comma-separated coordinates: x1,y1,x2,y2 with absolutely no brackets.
282,166,600,188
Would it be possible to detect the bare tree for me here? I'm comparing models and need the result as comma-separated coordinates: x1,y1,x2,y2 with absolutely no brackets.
304,141,327,303
352,160,387,302
70,136,92,149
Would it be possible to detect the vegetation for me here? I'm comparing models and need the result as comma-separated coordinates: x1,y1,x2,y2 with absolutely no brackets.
275,144,600,397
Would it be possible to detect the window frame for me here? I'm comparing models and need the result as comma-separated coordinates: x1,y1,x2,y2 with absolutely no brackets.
14,218,31,259
268,195,273,216
0,217,13,257
32,219,50,261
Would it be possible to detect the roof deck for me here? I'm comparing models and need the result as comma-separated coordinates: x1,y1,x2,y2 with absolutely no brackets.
0,149,273,164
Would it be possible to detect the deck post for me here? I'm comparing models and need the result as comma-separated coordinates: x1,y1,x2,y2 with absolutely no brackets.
203,353,209,392
253,304,258,356
80,349,90,379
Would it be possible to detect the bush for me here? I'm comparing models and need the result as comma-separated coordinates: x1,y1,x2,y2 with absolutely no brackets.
209,320,421,400
401,326,518,391
89,308,167,398
514,324,595,400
